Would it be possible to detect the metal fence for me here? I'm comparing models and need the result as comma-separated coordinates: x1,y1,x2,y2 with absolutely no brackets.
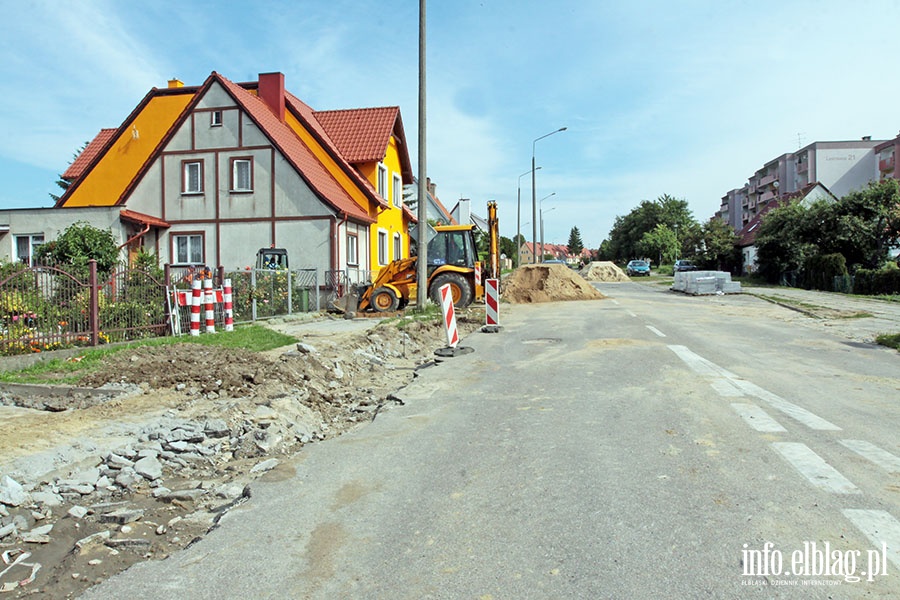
0,259,167,356
0,260,383,355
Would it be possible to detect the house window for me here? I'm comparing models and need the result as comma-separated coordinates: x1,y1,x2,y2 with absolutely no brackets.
377,164,387,198
211,111,222,126
15,234,44,266
173,234,204,265
347,233,359,266
377,230,388,265
231,158,252,192
392,173,402,208
393,233,402,260
183,161,203,194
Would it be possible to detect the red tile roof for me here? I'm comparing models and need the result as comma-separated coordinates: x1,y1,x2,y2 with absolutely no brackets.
62,128,117,180
120,209,170,228
213,73,374,224
314,107,400,164
283,92,386,209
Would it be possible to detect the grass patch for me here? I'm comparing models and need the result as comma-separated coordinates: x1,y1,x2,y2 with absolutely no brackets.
753,294,822,313
386,304,443,329
0,324,296,385
875,333,900,351
838,311,875,319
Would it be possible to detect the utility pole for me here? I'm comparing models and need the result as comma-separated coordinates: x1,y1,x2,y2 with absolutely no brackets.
415,0,428,309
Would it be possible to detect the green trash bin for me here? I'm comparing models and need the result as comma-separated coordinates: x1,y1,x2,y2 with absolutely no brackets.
298,288,310,312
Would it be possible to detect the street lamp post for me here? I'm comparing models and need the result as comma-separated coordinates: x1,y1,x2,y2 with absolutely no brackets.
540,205,557,262
532,127,566,264
539,192,556,262
517,167,540,268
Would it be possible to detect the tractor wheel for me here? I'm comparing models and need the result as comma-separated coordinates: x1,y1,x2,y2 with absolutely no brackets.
371,287,400,312
429,272,473,308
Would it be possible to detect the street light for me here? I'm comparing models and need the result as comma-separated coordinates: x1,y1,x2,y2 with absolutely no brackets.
532,127,567,263
517,167,540,268
539,193,556,262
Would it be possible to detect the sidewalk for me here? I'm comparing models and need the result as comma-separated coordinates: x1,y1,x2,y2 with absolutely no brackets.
742,285,900,344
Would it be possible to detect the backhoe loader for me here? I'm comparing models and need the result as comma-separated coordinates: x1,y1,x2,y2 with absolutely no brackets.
335,201,499,313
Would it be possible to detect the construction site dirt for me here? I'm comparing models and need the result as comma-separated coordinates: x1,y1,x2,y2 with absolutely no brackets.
0,310,483,599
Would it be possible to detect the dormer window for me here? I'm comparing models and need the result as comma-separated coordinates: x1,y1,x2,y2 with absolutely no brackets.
211,110,222,127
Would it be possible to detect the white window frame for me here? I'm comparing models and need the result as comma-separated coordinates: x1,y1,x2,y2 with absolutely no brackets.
231,158,252,192
377,163,387,198
173,233,204,265
392,173,402,208
183,160,203,194
393,232,402,260
211,110,222,127
15,234,44,266
347,232,359,266
377,229,388,266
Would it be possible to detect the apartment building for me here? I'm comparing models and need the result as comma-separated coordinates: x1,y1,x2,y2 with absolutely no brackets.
717,137,886,230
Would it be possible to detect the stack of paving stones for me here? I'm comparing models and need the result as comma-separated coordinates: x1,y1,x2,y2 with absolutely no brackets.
672,270,742,295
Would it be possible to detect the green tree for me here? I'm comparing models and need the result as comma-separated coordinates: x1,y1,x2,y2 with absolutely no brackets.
638,224,679,266
754,202,816,283
499,236,517,261
815,179,900,269
605,194,697,261
697,218,740,270
34,221,119,275
567,226,584,256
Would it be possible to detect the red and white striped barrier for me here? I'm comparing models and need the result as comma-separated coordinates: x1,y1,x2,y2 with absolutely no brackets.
223,278,234,332
485,278,500,326
438,283,459,348
203,278,216,333
190,279,201,336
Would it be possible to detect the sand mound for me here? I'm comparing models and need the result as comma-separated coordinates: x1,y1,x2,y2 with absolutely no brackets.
579,261,630,282
502,264,605,303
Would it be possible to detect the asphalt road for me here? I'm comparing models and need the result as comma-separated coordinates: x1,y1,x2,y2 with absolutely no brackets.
81,282,900,599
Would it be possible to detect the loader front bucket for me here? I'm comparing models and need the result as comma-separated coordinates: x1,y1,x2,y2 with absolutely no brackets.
330,285,360,316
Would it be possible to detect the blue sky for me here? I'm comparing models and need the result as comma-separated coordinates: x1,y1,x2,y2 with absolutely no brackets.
3,0,900,248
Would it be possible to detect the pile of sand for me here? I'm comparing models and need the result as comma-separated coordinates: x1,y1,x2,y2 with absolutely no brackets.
502,264,605,303
579,261,630,282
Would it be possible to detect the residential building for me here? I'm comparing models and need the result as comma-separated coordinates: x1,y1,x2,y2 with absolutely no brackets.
518,242,591,266
403,177,457,226
718,137,885,230
875,132,900,181
736,182,837,274
41,71,413,282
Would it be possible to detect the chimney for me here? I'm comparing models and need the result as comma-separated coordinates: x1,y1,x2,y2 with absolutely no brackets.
258,72,285,121
427,177,436,198
168,78,184,89
862,135,872,141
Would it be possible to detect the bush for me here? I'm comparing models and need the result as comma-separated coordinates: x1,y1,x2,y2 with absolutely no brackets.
854,265,900,295
803,253,848,291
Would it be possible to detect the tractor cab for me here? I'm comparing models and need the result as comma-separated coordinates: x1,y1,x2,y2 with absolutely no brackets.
256,248,289,270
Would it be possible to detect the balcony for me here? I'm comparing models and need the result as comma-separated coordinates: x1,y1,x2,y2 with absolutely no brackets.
759,174,777,186
796,161,808,174
879,156,895,172
759,190,776,203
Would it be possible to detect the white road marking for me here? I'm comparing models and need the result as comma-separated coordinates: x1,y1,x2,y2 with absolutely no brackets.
731,403,787,432
668,345,841,431
772,442,860,494
645,325,666,338
731,380,841,431
842,509,900,570
610,299,620,305
840,440,900,474
668,345,737,379
710,378,744,397
626,310,637,317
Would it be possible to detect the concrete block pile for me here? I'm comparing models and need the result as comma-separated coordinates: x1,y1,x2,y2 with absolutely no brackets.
671,271,742,295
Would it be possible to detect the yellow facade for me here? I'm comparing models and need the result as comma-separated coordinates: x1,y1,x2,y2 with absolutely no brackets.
362,134,409,268
62,94,192,207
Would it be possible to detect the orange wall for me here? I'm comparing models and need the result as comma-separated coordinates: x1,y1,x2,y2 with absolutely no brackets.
63,94,192,207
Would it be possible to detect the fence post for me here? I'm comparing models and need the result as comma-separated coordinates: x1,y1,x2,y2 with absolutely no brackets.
89,259,100,346
287,269,293,315
251,268,258,321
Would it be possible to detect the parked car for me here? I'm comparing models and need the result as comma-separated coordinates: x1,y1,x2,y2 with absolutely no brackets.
626,260,651,276
673,259,697,272
543,259,566,265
